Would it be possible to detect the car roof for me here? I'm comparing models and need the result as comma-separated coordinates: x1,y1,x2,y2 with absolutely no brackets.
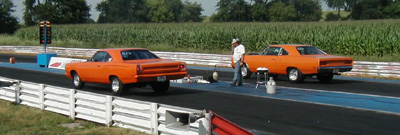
269,44,313,47
99,48,148,52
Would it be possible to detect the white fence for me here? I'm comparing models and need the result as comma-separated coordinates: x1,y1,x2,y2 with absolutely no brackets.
0,77,203,135
1,46,399,78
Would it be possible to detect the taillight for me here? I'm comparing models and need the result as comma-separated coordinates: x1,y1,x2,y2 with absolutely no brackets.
345,60,353,64
179,63,186,70
320,61,328,66
136,65,142,75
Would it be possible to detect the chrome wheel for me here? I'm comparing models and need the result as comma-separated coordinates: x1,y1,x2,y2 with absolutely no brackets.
287,68,304,83
73,74,80,86
111,78,120,93
241,66,248,77
289,69,298,81
72,72,84,89
241,64,252,79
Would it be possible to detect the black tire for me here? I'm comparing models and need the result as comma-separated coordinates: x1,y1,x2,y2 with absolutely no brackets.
317,74,334,83
110,76,126,96
150,81,170,93
241,64,252,79
72,72,85,89
287,68,305,83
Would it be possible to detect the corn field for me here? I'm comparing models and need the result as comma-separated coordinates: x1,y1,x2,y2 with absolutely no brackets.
14,20,400,56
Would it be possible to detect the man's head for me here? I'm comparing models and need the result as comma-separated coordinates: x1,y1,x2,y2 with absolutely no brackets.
232,38,240,46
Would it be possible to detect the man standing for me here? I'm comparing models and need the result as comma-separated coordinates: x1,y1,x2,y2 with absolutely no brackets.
231,38,245,86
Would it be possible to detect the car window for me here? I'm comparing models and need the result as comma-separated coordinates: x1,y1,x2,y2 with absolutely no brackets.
264,47,281,56
92,51,110,62
280,49,289,55
121,50,159,60
296,46,326,55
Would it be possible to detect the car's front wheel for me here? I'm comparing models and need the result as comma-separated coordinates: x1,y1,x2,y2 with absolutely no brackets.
241,64,252,79
287,68,305,83
72,72,84,89
111,76,126,96
150,81,170,93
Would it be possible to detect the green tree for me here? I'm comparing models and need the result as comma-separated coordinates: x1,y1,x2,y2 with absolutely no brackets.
211,0,250,22
292,0,322,21
350,0,391,20
383,1,400,19
0,0,18,34
165,0,184,22
23,0,90,25
268,2,296,22
180,1,204,22
323,0,358,19
250,0,269,21
96,0,147,23
146,0,174,22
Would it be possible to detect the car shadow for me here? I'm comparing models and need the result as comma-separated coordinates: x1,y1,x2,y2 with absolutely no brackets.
80,83,206,97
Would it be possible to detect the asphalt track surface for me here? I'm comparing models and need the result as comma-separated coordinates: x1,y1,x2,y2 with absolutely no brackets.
0,54,399,135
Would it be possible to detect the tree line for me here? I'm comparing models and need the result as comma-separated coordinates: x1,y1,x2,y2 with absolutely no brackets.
0,0,399,34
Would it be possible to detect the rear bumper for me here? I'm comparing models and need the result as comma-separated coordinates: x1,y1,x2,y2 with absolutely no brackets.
318,66,353,74
135,72,187,82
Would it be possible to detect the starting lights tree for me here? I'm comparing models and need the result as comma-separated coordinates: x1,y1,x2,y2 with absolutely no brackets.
39,21,51,53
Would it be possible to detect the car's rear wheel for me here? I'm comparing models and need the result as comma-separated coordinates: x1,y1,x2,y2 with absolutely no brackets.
242,64,252,79
111,76,126,96
317,74,334,83
287,68,305,83
150,81,170,93
72,72,84,89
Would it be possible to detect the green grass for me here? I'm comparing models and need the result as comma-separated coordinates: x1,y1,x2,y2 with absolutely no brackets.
0,100,149,135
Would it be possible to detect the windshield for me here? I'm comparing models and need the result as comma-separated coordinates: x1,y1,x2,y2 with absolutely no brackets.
296,46,326,55
121,50,159,60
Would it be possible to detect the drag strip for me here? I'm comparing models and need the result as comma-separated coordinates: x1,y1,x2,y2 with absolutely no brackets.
1,54,400,135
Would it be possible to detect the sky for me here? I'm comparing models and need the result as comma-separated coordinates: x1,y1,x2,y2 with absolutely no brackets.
11,0,328,22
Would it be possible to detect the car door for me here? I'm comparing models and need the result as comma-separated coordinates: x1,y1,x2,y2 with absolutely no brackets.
259,47,280,73
275,48,290,74
80,51,109,82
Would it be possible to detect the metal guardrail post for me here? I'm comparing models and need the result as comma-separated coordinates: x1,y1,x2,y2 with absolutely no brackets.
150,103,159,135
38,84,45,110
14,80,21,104
199,112,212,135
69,89,76,120
105,96,113,127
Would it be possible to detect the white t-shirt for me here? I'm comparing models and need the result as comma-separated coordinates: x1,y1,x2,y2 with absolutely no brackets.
233,44,245,63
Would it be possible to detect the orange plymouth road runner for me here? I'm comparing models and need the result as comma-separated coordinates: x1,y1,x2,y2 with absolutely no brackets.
65,48,187,95
234,44,353,83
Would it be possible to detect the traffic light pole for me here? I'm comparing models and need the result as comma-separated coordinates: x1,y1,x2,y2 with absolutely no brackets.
44,24,47,53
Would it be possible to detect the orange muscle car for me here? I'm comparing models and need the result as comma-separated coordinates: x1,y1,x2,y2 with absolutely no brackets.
233,44,353,83
65,48,187,95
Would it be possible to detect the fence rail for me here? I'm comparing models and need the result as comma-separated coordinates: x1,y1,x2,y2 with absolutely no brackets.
0,77,202,135
1,46,399,78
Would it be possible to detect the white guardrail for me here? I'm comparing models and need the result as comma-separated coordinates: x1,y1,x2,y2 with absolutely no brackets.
0,77,205,135
0,46,399,78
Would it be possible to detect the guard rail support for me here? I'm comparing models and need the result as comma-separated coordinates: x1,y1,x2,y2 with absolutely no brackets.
14,80,21,104
38,84,45,110
69,89,76,120
150,103,159,135
105,96,113,127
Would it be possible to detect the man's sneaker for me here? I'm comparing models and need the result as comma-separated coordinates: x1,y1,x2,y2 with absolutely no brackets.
231,82,236,86
237,83,243,86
